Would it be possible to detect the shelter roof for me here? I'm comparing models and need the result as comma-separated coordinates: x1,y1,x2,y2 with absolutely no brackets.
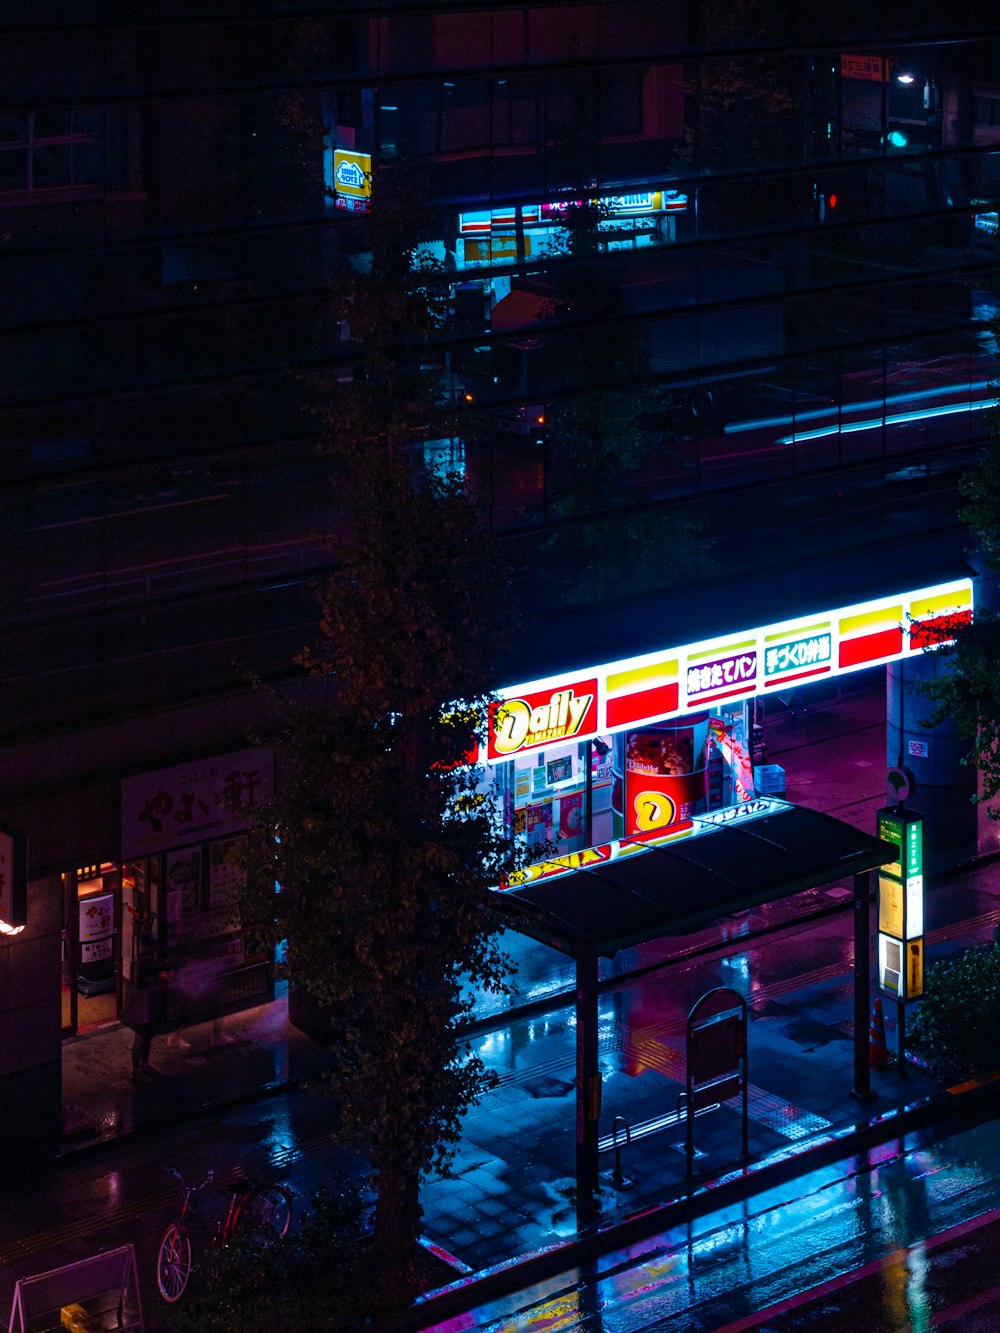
496,800,895,958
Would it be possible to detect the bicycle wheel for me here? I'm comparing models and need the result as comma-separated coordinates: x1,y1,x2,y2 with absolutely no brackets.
156,1223,192,1302
232,1184,292,1243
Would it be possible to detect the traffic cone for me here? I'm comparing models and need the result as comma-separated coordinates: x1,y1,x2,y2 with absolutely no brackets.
869,995,893,1068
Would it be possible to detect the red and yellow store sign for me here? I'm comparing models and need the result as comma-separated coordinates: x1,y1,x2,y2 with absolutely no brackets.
488,679,598,760
487,578,974,764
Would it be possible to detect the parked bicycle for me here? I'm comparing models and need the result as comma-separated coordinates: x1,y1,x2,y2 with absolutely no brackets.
156,1165,293,1302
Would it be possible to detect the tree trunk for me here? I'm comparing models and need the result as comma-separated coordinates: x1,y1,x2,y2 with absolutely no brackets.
373,1161,422,1305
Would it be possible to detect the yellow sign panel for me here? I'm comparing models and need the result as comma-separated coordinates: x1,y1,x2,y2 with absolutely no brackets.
878,874,903,937
907,939,924,1000
333,149,371,199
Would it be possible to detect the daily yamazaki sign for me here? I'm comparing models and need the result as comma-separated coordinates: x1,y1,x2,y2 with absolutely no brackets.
489,680,598,760
484,578,973,763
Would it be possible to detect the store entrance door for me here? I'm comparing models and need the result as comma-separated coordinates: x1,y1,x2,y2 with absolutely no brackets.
62,864,121,1037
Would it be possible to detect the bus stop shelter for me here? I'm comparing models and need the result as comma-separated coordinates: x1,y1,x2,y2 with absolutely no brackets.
494,799,898,1216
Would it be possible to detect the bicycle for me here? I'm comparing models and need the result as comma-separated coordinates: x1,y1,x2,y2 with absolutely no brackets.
156,1165,293,1302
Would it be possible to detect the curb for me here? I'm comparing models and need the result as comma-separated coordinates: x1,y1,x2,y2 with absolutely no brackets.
54,1074,300,1169
377,1074,1000,1333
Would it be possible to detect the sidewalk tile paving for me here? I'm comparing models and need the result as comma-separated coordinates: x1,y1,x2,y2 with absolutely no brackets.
52,678,1000,1301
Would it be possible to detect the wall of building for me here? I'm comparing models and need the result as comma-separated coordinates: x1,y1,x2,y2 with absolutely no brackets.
0,876,62,1177
2,2,1000,1163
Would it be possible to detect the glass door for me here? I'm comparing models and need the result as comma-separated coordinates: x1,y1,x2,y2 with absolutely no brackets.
63,863,122,1036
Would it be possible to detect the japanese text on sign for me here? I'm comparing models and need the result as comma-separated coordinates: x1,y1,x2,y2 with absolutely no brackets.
764,634,832,677
686,652,756,698
121,748,274,859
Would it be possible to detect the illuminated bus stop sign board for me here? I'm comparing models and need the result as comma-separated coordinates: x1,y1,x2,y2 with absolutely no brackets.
876,807,923,1002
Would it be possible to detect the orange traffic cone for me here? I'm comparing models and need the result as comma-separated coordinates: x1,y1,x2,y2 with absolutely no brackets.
869,995,893,1068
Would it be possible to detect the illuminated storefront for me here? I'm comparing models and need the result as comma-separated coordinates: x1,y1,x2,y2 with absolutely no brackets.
118,747,275,1028
54,747,276,1038
456,188,688,270
483,578,973,864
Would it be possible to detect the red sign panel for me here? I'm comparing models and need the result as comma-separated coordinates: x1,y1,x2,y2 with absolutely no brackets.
488,679,598,760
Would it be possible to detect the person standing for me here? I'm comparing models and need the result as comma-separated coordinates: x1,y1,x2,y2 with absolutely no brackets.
125,957,166,1083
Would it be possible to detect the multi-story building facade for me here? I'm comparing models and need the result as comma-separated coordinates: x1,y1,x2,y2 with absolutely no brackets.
1,2,999,1161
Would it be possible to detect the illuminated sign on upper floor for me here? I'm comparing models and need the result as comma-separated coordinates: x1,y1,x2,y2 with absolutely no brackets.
458,189,687,237
484,577,973,763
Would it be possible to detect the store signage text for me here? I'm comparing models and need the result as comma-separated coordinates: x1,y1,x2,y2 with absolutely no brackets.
764,633,832,677
121,747,275,859
458,188,683,236
499,796,790,890
486,578,973,765
686,652,756,698
841,53,887,81
698,797,777,825
490,682,597,759
333,149,371,212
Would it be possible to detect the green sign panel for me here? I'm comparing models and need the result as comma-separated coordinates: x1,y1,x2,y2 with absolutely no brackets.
877,807,922,882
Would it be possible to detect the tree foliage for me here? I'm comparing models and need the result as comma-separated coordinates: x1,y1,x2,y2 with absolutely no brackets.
957,421,1000,568
917,611,1000,816
542,201,659,516
240,167,517,1300
917,410,1000,815
907,943,1000,1085
672,0,798,175
527,201,716,605
175,1175,369,1332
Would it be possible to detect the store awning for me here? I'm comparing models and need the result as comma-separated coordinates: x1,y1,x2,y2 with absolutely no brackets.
496,801,896,959
490,285,560,332
499,539,974,690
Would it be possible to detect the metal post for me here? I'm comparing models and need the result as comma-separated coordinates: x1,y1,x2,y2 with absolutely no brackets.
741,1031,749,1160
852,870,875,1101
896,999,906,1073
611,1117,631,1186
575,954,601,1221
584,741,594,847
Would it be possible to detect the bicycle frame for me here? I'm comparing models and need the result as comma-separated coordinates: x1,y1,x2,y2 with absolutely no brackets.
171,1170,242,1248
157,1166,292,1302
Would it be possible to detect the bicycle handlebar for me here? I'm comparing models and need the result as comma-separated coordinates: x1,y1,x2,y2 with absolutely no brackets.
161,1165,217,1195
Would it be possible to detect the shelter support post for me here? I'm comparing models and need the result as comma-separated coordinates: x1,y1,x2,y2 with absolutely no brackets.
585,745,594,846
575,953,601,1221
852,870,875,1101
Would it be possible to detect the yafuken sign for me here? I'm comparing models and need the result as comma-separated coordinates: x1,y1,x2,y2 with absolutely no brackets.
484,578,973,762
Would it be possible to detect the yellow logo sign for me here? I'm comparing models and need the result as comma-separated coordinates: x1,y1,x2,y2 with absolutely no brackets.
632,790,677,832
333,149,371,199
490,683,597,758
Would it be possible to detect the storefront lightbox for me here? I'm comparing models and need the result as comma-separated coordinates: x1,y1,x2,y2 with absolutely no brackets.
485,578,973,763
876,806,924,1003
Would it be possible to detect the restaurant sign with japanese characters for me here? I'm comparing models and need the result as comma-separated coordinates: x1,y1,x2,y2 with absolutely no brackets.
121,748,274,859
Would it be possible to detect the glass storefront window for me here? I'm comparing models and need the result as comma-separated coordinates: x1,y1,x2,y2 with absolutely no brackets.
491,699,758,864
